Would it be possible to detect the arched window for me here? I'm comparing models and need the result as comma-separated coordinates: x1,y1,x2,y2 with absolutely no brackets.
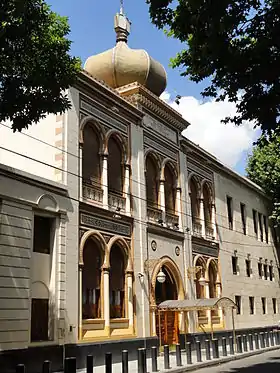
109,244,126,318
82,124,101,186
208,261,218,317
82,239,103,319
108,137,123,195
164,164,176,214
146,155,159,208
190,178,199,222
208,262,217,298
203,184,212,227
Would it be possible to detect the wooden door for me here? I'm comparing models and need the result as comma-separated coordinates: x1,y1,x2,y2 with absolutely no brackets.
156,311,179,346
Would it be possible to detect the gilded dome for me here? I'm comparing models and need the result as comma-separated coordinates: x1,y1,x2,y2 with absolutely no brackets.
84,12,167,96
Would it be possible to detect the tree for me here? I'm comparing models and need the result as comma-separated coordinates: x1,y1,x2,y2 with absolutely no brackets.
147,0,280,137
246,133,280,228
0,0,81,132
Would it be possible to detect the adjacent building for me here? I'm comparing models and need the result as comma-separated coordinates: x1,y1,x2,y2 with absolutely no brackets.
0,7,279,372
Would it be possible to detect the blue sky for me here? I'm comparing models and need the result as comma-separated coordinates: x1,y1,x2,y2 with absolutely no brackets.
47,0,256,175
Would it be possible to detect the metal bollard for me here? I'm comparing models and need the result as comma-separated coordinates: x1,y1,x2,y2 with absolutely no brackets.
122,350,128,373
273,331,278,346
87,355,93,373
243,335,248,352
222,337,227,356
143,348,147,373
260,333,265,348
186,342,192,364
196,341,202,363
64,357,76,373
270,331,274,346
164,345,170,370
138,348,145,373
205,339,211,360
212,339,219,359
151,346,158,372
265,332,270,347
16,365,25,373
42,360,51,373
228,336,234,355
176,343,182,366
236,335,243,353
248,334,253,351
254,333,260,349
105,352,112,373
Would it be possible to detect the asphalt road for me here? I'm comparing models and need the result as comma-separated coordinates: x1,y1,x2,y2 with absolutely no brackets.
194,349,280,373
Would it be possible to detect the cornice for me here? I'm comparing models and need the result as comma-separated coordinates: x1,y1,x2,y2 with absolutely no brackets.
76,71,144,124
116,82,190,133
181,137,268,199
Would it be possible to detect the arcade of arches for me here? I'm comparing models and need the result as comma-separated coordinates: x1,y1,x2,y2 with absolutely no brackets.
80,119,130,213
145,152,181,226
194,256,223,330
189,176,216,239
79,231,134,340
150,256,223,345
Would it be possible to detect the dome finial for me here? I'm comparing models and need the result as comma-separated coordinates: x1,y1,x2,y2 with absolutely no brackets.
114,2,131,44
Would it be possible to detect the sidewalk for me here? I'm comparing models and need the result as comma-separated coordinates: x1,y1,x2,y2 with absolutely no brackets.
70,344,280,373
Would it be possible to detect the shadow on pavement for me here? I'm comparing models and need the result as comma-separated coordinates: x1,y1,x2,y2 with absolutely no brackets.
220,359,280,373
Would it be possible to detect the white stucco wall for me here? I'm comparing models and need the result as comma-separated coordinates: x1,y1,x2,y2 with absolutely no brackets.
0,115,57,181
215,172,280,330
0,165,71,350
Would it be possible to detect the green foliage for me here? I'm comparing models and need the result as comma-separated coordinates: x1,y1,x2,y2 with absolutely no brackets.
147,0,280,137
246,134,280,227
0,0,81,132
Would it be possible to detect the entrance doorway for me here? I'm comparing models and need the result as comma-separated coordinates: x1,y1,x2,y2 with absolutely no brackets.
155,266,179,346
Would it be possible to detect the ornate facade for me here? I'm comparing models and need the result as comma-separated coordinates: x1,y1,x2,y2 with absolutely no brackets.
0,7,280,370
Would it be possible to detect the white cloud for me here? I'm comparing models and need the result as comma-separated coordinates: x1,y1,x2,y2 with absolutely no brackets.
161,92,259,169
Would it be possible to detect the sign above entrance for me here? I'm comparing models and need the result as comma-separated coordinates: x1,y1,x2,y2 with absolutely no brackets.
192,243,218,258
80,213,131,237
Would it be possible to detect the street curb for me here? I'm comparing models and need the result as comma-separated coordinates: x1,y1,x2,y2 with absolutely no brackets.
159,346,280,373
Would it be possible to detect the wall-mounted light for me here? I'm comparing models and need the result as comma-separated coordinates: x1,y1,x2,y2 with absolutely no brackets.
156,268,166,283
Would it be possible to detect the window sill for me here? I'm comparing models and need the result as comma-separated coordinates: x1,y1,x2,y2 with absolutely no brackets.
83,319,105,325
110,318,129,324
29,340,56,347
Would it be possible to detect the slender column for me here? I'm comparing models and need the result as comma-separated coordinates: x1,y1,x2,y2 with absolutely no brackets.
199,198,206,237
205,282,211,322
101,153,108,209
124,164,131,215
103,267,110,335
159,178,165,220
78,266,83,340
79,146,83,199
175,187,182,229
151,309,156,336
211,204,217,239
126,271,134,331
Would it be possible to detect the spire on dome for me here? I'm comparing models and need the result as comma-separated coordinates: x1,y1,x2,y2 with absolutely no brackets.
114,1,131,44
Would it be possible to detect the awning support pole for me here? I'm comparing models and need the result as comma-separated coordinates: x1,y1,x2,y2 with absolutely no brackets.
184,311,187,349
231,307,236,352
158,309,162,352
210,310,214,340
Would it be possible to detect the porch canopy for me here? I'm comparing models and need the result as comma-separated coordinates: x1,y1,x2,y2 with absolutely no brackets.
157,297,236,312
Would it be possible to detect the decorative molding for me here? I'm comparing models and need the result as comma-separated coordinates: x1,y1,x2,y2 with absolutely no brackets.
192,243,218,258
151,240,157,252
188,159,213,182
80,213,131,237
175,246,180,256
143,115,177,143
144,135,177,160
116,82,189,132
80,99,128,134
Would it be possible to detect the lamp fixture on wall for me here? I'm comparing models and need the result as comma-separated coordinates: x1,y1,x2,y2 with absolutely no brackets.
187,266,206,286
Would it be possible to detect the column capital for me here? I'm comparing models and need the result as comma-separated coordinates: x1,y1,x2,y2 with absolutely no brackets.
126,269,134,276
100,151,109,158
159,178,165,184
102,265,110,273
